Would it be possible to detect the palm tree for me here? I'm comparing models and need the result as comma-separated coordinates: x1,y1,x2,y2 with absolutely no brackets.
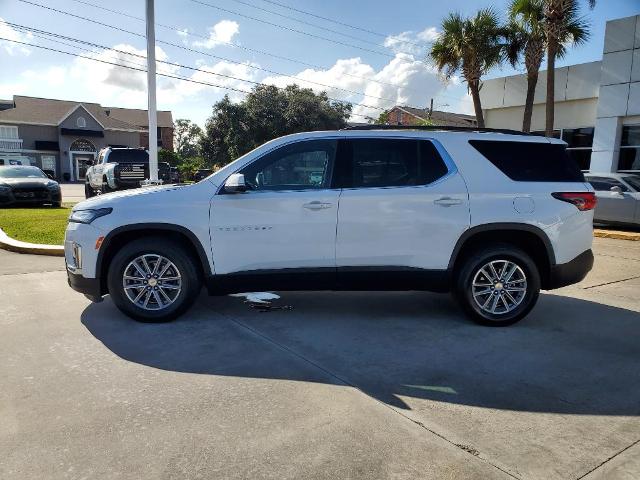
544,0,595,136
430,8,504,128
505,0,547,132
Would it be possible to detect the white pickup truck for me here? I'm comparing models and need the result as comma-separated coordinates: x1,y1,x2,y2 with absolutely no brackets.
84,147,170,198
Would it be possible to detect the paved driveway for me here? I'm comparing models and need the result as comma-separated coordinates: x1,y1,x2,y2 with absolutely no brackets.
1,238,639,480
60,182,85,204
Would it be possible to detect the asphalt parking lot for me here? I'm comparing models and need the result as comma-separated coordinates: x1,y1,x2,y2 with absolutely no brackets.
1,237,639,480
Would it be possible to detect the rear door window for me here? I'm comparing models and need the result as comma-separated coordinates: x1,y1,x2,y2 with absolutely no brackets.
336,138,449,188
469,140,584,182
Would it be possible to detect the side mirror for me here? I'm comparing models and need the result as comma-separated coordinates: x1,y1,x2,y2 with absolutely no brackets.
610,185,623,195
224,173,247,193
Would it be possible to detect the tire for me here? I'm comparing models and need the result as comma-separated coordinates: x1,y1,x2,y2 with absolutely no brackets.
107,238,201,322
84,183,94,199
52,201,61,208
454,244,540,327
101,180,113,195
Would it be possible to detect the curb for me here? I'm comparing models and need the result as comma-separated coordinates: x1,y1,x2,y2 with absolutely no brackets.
594,229,640,241
0,228,65,256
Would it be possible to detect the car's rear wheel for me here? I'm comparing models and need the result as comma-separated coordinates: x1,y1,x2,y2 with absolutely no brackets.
107,238,201,322
454,244,540,326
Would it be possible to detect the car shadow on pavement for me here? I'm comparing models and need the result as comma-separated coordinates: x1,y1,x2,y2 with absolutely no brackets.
82,290,640,415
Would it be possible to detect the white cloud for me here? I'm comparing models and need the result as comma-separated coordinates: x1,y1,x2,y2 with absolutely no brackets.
192,20,239,49
176,28,189,45
383,27,438,56
175,60,259,101
417,27,440,42
0,17,34,56
260,51,452,122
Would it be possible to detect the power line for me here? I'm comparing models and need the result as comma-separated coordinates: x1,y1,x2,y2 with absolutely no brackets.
12,1,465,109
186,0,397,59
258,0,425,46
9,22,387,110
67,0,426,94
14,1,401,103
0,36,380,119
223,0,419,53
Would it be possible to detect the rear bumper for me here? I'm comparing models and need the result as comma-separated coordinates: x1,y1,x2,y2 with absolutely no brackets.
67,269,103,301
546,249,594,289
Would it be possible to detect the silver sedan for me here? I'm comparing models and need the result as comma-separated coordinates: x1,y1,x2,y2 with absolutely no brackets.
584,173,640,227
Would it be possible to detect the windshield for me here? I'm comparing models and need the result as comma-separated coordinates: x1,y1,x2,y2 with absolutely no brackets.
0,167,46,178
623,175,640,191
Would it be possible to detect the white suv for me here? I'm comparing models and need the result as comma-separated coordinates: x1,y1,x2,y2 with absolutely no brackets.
65,127,595,326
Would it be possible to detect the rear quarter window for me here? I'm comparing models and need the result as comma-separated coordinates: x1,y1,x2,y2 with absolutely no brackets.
469,140,585,182
108,150,149,163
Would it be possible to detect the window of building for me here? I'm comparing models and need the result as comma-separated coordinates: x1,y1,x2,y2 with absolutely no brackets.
619,125,640,171
76,116,87,128
395,110,402,125
41,155,56,177
0,125,19,139
531,127,593,170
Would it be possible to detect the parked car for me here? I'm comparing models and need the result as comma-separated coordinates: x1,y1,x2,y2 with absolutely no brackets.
169,166,180,184
584,173,640,227
84,147,171,198
65,127,595,326
193,168,213,182
0,165,61,207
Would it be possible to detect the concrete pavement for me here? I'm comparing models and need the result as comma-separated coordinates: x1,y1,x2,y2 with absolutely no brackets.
1,238,639,479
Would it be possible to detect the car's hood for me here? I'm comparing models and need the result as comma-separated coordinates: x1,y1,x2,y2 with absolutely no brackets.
0,178,53,187
72,183,192,211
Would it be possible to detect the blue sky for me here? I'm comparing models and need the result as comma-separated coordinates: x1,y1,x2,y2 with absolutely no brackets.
1,0,638,126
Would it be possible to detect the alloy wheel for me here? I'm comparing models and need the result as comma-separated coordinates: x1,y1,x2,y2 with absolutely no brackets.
471,259,528,315
122,254,182,311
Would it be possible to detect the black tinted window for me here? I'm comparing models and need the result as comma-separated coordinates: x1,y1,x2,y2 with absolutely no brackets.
108,150,148,163
241,139,336,191
339,139,448,188
469,140,584,182
586,177,628,192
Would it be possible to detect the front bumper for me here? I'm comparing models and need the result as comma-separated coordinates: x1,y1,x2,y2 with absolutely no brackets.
546,249,594,289
67,269,103,301
0,189,61,205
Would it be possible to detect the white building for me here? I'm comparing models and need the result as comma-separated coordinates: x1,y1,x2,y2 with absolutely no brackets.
480,14,640,173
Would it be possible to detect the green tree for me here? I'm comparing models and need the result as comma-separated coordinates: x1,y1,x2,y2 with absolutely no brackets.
177,156,205,181
430,8,504,128
543,0,594,135
174,119,203,159
200,85,352,167
158,148,182,167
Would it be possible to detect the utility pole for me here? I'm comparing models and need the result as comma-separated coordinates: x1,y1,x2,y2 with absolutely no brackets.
145,0,159,183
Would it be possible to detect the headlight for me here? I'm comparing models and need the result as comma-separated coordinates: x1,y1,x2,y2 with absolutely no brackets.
69,208,112,224
0,185,10,193
46,181,59,189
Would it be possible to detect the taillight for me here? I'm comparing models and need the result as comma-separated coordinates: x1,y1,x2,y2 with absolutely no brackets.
551,192,597,211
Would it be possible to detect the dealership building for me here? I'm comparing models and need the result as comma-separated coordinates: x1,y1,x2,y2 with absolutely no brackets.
480,14,640,173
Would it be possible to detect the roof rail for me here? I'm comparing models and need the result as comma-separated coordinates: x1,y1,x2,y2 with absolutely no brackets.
341,124,532,136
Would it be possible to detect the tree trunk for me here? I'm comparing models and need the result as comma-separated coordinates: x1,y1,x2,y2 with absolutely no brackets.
469,83,485,128
545,43,557,137
523,71,538,133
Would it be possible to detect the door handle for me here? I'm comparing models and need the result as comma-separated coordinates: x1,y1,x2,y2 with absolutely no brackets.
303,201,332,210
434,197,463,207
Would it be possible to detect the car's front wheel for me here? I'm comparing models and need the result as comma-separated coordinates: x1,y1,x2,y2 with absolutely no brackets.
454,245,540,327
107,238,201,322
84,183,94,199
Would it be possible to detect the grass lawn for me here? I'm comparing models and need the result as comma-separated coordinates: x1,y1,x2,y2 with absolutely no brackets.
0,204,73,245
